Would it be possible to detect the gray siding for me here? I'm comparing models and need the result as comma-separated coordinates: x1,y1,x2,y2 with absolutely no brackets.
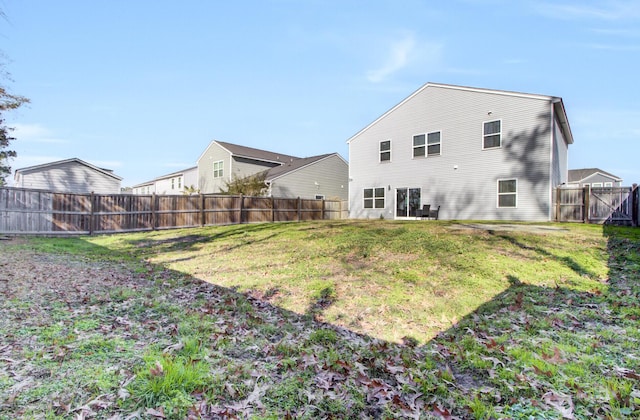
269,155,348,200
15,162,121,194
197,142,233,194
579,173,622,187
348,85,559,221
197,142,277,194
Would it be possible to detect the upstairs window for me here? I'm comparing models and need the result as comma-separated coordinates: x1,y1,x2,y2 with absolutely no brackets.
483,120,502,149
171,178,175,189
498,179,517,208
413,135,425,157
364,187,385,209
427,131,441,156
380,140,391,162
178,177,182,189
213,160,224,178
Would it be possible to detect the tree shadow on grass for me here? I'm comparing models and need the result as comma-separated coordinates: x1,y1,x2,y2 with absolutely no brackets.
7,223,638,418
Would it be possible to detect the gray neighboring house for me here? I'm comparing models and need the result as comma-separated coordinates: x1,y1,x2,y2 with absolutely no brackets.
347,82,574,221
568,168,623,187
13,158,122,194
265,153,348,200
132,166,199,195
197,140,348,200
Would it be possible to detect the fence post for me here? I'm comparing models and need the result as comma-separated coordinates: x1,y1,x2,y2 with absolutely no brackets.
200,194,205,227
151,193,157,230
321,199,325,220
555,188,561,222
583,185,590,223
239,194,244,224
297,197,301,222
271,196,275,222
89,192,95,235
632,184,638,227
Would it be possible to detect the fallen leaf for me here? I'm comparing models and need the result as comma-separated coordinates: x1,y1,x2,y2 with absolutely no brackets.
146,407,166,418
150,360,164,377
542,391,574,419
542,347,566,364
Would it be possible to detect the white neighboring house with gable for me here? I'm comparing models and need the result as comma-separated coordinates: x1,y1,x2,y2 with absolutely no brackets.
567,168,623,188
132,166,198,195
13,158,122,194
347,82,574,221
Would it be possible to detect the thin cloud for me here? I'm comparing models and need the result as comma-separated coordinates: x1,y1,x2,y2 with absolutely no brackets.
11,123,69,144
366,35,417,83
503,58,527,65
533,1,640,20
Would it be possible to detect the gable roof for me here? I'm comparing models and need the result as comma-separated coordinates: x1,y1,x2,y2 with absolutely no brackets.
265,153,346,181
14,158,122,181
568,168,622,183
199,140,299,165
346,82,574,145
152,166,197,181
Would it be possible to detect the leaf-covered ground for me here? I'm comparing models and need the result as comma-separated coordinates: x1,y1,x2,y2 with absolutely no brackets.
1,223,639,419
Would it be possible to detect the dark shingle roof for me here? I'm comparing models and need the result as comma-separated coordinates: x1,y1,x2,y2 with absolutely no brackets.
265,153,335,180
216,141,299,164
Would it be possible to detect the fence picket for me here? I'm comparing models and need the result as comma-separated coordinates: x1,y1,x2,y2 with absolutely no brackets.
0,187,347,235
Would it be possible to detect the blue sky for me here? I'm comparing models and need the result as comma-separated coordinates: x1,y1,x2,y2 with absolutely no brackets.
2,0,639,187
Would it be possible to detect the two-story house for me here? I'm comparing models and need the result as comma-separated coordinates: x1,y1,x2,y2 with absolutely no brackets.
132,166,198,195
347,82,574,221
197,140,348,200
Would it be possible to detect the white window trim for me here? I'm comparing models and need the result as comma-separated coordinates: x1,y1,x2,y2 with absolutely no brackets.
591,182,603,188
315,194,325,200
379,140,391,162
364,187,385,209
497,178,517,208
604,182,613,187
213,160,224,178
427,130,442,157
482,119,502,150
412,134,426,158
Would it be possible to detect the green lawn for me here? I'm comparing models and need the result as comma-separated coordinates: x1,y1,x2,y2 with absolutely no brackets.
1,220,639,419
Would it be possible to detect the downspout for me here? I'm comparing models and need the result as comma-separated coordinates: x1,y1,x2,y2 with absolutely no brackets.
549,100,558,222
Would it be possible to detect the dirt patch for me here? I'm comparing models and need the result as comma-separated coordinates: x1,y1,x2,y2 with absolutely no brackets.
447,223,569,234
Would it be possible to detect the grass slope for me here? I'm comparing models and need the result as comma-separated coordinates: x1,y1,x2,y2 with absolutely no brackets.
1,220,639,419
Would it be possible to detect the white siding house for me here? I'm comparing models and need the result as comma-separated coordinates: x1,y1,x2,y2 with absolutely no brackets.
347,83,574,221
568,168,623,187
13,158,122,194
133,166,199,195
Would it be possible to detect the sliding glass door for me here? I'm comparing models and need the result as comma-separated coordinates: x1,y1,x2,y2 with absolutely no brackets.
396,188,421,218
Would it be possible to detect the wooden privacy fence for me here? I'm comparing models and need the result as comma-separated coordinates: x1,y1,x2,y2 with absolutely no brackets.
0,187,347,235
555,184,639,226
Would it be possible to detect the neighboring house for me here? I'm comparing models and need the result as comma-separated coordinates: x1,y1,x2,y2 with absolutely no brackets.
131,181,155,195
13,158,122,194
197,140,348,200
265,153,348,200
567,168,622,188
132,166,198,195
347,82,574,221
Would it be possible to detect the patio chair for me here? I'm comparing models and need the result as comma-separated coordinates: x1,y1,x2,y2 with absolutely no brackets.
419,204,430,219
429,205,440,220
